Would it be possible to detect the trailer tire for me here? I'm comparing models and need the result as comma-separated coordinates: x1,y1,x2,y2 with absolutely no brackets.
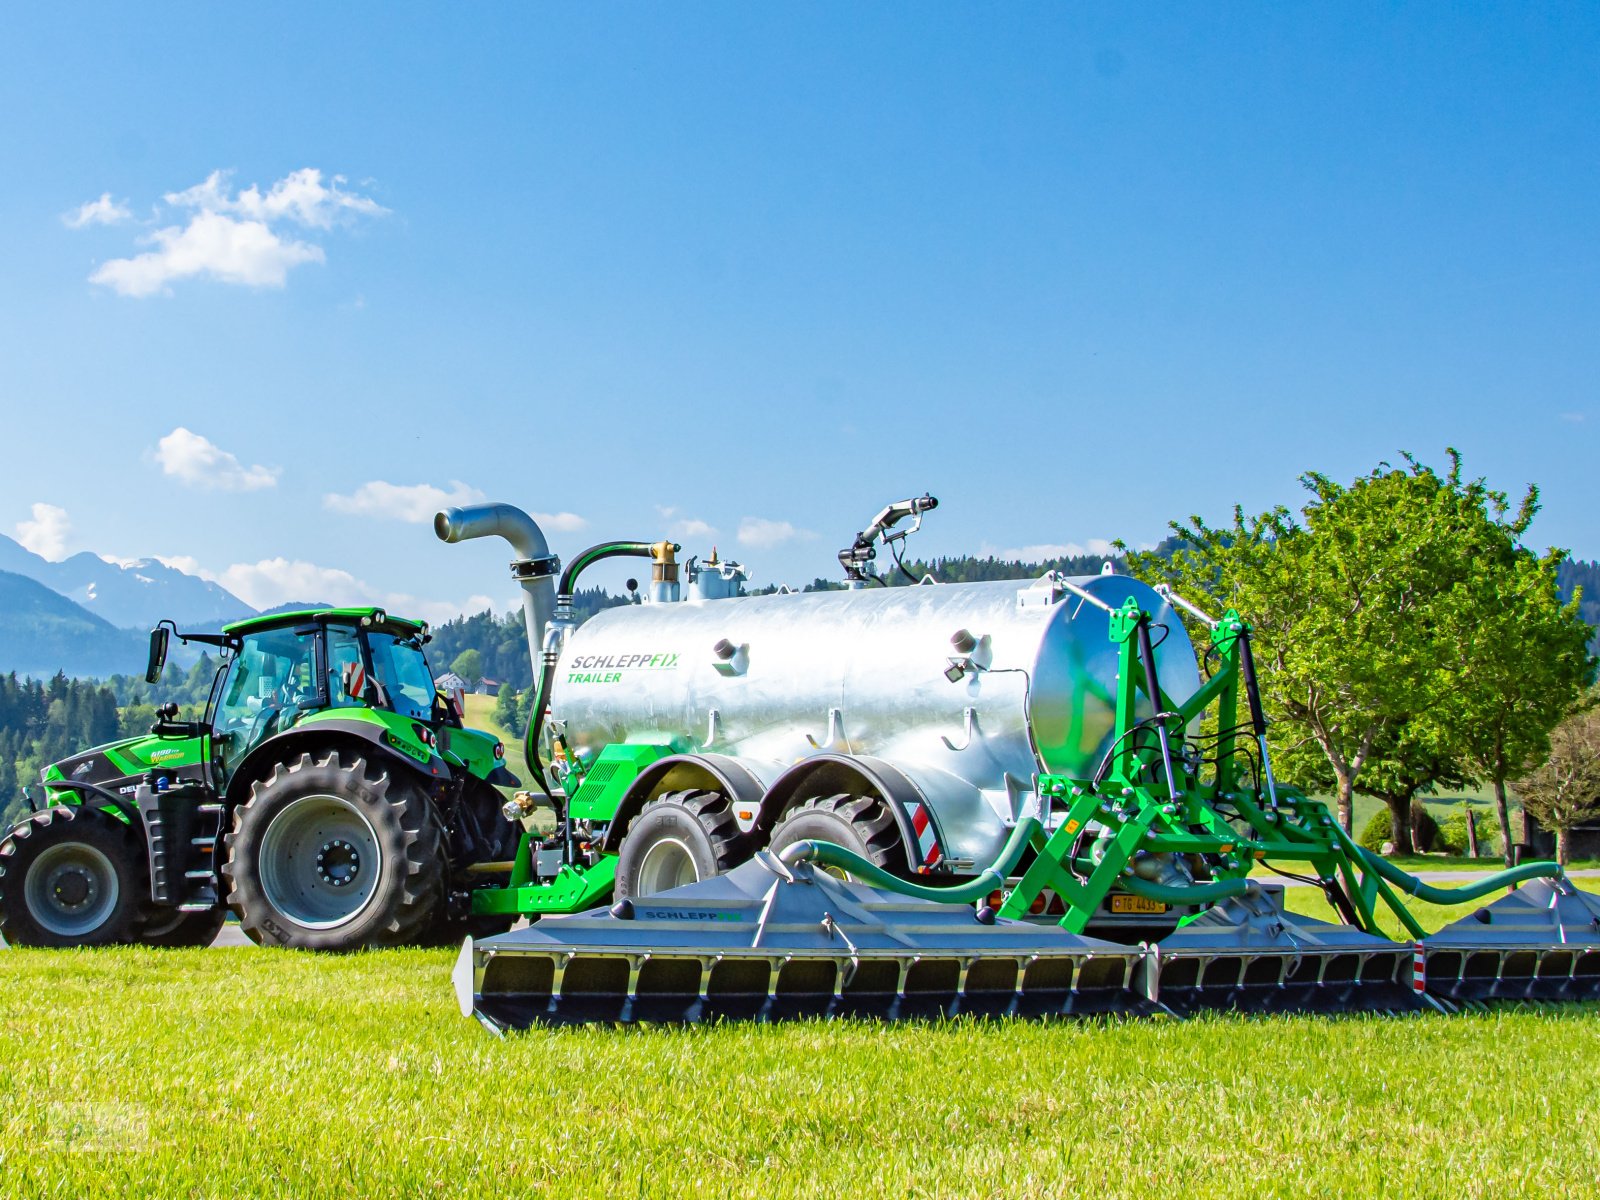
223,750,443,950
615,790,744,901
138,907,228,948
0,806,146,947
767,794,906,879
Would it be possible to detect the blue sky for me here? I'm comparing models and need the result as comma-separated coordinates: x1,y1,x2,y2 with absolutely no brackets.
2,5,1596,620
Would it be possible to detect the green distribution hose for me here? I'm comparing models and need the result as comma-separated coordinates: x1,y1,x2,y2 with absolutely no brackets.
779,819,1256,908
1333,824,1563,904
779,818,1041,905
780,812,1564,916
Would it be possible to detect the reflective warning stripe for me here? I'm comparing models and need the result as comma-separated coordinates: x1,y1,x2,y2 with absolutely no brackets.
911,803,942,868
1412,942,1426,994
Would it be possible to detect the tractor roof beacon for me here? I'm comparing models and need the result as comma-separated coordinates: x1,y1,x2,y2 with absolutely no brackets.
435,497,1600,1030
0,606,522,951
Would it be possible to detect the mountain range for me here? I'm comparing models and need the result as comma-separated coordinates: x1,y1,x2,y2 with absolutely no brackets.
0,533,253,630
0,534,321,679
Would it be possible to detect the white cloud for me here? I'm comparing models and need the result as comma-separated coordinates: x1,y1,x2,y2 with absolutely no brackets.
212,556,494,624
674,518,717,540
1561,412,1586,424
325,480,486,523
533,510,588,533
15,503,71,560
165,168,387,230
82,168,386,297
154,555,206,576
63,193,131,228
737,517,816,549
155,427,280,491
980,539,1120,561
91,210,325,297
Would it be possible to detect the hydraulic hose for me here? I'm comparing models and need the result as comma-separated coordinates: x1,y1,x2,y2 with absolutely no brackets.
1334,824,1563,904
524,541,657,796
778,817,1256,909
779,817,1041,904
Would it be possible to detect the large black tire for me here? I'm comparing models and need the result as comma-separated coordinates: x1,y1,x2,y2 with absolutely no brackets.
222,750,443,950
614,790,745,901
0,806,146,947
138,907,228,948
457,779,522,864
766,794,906,878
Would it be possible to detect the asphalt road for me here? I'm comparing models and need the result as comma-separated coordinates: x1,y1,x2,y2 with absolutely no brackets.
6,870,1596,949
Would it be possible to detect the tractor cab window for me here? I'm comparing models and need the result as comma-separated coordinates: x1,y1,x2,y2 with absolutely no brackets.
365,631,435,722
212,626,322,780
325,625,368,710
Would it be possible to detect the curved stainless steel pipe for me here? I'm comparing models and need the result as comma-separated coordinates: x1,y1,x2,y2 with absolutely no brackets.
434,503,558,679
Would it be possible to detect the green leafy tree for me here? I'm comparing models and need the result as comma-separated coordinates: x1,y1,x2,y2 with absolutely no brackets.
450,649,485,688
1437,546,1594,862
1126,451,1571,837
1514,698,1600,864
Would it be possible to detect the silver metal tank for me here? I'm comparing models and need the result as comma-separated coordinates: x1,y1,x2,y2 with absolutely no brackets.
551,572,1201,866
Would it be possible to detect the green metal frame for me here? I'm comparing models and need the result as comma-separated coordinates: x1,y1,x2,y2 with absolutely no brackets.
989,598,1563,936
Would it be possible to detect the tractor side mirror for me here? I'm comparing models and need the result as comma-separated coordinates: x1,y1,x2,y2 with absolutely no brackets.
146,625,170,683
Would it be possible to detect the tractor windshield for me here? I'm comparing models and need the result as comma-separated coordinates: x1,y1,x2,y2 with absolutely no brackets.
365,631,436,722
211,625,320,783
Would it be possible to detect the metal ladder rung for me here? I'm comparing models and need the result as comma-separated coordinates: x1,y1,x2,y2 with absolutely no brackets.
184,869,214,880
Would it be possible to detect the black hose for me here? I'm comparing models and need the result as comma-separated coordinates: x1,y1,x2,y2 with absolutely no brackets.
523,542,657,835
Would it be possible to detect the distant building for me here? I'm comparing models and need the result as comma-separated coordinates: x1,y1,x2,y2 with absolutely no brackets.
434,671,469,695
475,677,501,697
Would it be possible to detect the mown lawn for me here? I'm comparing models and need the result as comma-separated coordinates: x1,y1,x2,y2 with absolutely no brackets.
2,937,1599,1198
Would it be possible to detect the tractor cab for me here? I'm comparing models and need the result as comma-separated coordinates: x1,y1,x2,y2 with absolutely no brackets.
195,608,445,789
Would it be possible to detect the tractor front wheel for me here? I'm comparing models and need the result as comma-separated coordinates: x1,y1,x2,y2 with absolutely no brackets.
0,806,145,947
223,750,443,950
614,790,744,901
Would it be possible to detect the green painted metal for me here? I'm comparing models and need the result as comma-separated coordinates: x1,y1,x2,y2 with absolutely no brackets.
222,606,426,638
471,856,618,916
788,596,1568,942
565,741,673,822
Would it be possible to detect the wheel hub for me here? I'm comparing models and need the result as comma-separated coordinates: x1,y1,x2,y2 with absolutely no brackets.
256,794,383,929
315,840,362,887
23,841,120,937
51,868,95,908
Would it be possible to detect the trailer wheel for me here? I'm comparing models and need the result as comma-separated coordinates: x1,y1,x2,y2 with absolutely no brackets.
223,750,443,950
615,790,744,900
0,806,145,947
767,794,906,879
138,907,228,948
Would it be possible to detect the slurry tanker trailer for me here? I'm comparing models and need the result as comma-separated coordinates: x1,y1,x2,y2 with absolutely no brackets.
439,497,1600,1028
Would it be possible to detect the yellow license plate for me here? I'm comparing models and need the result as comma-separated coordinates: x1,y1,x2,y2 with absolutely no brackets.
1110,895,1168,915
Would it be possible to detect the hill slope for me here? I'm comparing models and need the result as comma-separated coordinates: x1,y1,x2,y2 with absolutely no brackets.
0,570,145,678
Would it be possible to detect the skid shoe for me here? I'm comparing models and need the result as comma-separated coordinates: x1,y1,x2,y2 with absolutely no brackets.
1136,884,1426,1015
1421,879,1600,1005
453,852,1149,1030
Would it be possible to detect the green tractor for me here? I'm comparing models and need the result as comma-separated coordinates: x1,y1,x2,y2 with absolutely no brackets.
0,607,522,950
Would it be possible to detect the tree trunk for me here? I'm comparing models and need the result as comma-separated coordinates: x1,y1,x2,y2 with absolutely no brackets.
1385,795,1415,855
1335,768,1354,832
1493,777,1514,867
1556,824,1571,867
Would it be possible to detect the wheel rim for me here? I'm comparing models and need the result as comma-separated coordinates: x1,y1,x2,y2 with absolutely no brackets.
257,795,382,929
634,836,701,895
24,842,120,937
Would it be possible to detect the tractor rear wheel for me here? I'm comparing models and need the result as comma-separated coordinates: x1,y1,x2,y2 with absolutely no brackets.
0,806,145,947
222,750,443,950
614,790,744,901
766,794,906,879
138,906,228,948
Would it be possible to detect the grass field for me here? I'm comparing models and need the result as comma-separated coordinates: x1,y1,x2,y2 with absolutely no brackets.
5,895,1600,1198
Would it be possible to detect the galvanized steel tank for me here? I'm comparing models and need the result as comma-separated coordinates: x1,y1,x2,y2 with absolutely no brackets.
551,573,1201,855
